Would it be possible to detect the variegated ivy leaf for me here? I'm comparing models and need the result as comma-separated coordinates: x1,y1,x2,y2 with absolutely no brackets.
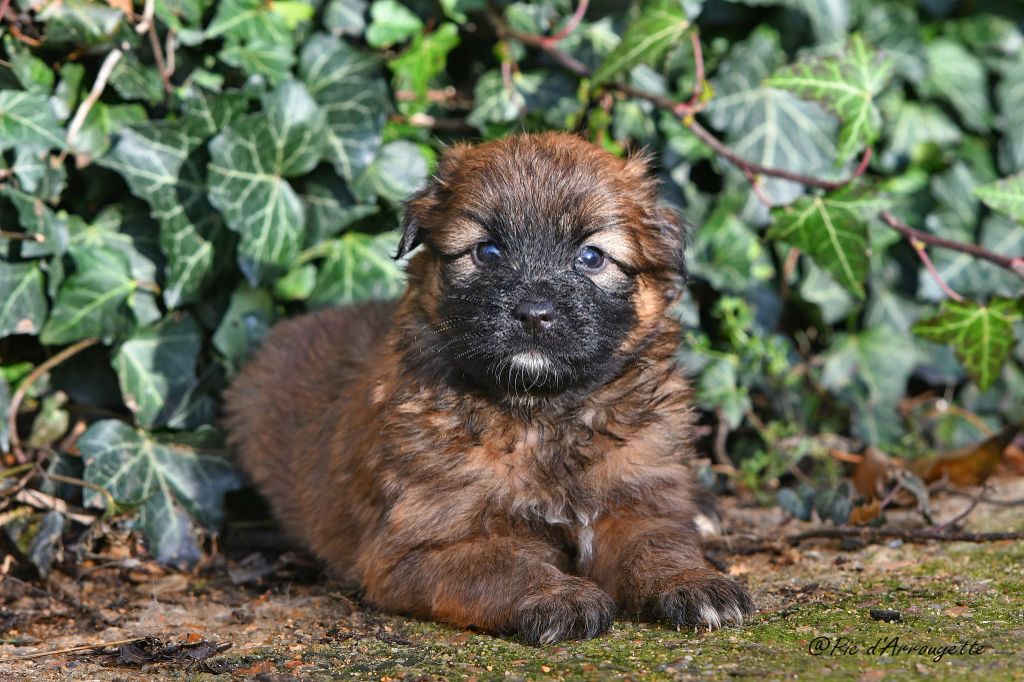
0,186,71,258
40,247,139,345
308,231,406,309
37,0,125,47
704,28,840,214
912,299,1022,390
208,80,326,285
218,39,297,85
0,91,65,152
768,189,888,298
205,0,295,46
98,92,245,308
0,261,48,338
996,59,1024,174
299,33,388,182
80,420,243,568
113,315,202,429
766,34,893,164
922,39,990,133
724,0,849,45
974,173,1024,223
591,0,689,84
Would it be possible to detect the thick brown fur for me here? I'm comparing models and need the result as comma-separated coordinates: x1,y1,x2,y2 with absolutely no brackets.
224,132,754,645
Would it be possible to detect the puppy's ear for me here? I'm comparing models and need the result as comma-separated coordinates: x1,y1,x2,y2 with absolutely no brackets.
654,205,690,281
395,143,473,260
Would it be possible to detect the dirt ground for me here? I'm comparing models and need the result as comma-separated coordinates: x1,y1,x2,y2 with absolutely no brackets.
1,477,1022,681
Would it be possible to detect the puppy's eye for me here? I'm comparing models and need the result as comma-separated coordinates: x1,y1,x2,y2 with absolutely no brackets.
576,246,606,273
472,241,502,266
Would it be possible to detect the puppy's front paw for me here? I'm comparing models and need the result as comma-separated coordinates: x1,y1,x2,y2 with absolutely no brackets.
510,576,616,645
656,570,754,630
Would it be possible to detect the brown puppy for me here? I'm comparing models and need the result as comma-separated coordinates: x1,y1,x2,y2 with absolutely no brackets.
224,132,754,644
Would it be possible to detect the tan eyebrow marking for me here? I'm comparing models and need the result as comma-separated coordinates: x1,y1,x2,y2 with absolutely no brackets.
584,227,638,264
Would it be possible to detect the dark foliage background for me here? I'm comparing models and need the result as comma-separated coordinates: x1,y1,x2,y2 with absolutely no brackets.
1,0,1022,571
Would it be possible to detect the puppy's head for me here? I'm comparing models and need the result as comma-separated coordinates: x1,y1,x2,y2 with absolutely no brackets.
398,132,687,397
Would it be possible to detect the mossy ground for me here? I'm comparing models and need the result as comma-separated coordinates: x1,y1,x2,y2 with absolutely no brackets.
3,481,1022,681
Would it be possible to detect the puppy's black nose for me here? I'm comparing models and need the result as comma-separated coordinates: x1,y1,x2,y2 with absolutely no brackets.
513,299,555,335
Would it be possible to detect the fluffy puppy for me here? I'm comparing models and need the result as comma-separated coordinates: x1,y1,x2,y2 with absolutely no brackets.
224,132,754,644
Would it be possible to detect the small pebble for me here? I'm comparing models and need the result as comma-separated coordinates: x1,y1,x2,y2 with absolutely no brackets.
869,608,902,622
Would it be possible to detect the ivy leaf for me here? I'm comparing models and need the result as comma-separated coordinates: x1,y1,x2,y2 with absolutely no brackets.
308,231,406,308
591,0,690,84
768,190,884,298
41,248,138,345
879,100,961,171
0,186,71,258
0,91,65,151
704,28,840,209
110,53,166,105
205,0,293,46
996,60,1024,174
299,33,388,182
974,173,1024,223
212,285,274,371
766,34,893,163
113,315,202,429
690,204,775,292
822,326,918,407
365,0,423,48
12,149,67,202
922,39,990,133
696,357,751,428
98,114,236,308
389,23,460,109
325,0,367,36
79,420,243,568
350,140,428,205
0,378,10,453
208,80,326,285
218,39,297,85
37,0,125,47
912,299,1020,390
301,168,379,246
0,261,48,338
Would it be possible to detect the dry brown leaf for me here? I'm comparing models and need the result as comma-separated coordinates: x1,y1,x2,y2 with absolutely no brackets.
849,499,882,525
853,447,898,499
912,428,1016,486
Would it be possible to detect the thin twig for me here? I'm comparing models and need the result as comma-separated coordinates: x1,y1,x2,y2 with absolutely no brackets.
0,637,142,663
135,0,155,34
7,338,100,464
880,211,1024,280
931,486,988,532
908,235,965,301
147,25,173,95
541,0,589,46
0,230,45,242
64,48,125,154
164,28,177,78
42,471,117,513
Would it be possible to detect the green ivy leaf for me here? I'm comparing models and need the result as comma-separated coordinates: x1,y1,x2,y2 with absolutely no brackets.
696,357,751,428
768,190,884,298
205,0,293,46
0,91,65,152
690,204,775,292
41,248,138,345
113,315,202,429
912,299,1021,390
308,231,406,308
110,53,166,105
38,0,124,47
350,140,428,205
12,149,67,203
80,420,243,568
365,0,423,48
879,100,961,171
389,22,460,109
822,326,918,407
974,173,1024,223
208,80,326,285
766,34,893,164
218,39,297,85
922,39,990,133
299,34,388,182
98,112,236,308
591,0,690,84
212,285,274,371
0,261,48,338
325,0,367,36
704,28,840,209
0,187,71,258
300,169,380,246
996,59,1024,174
